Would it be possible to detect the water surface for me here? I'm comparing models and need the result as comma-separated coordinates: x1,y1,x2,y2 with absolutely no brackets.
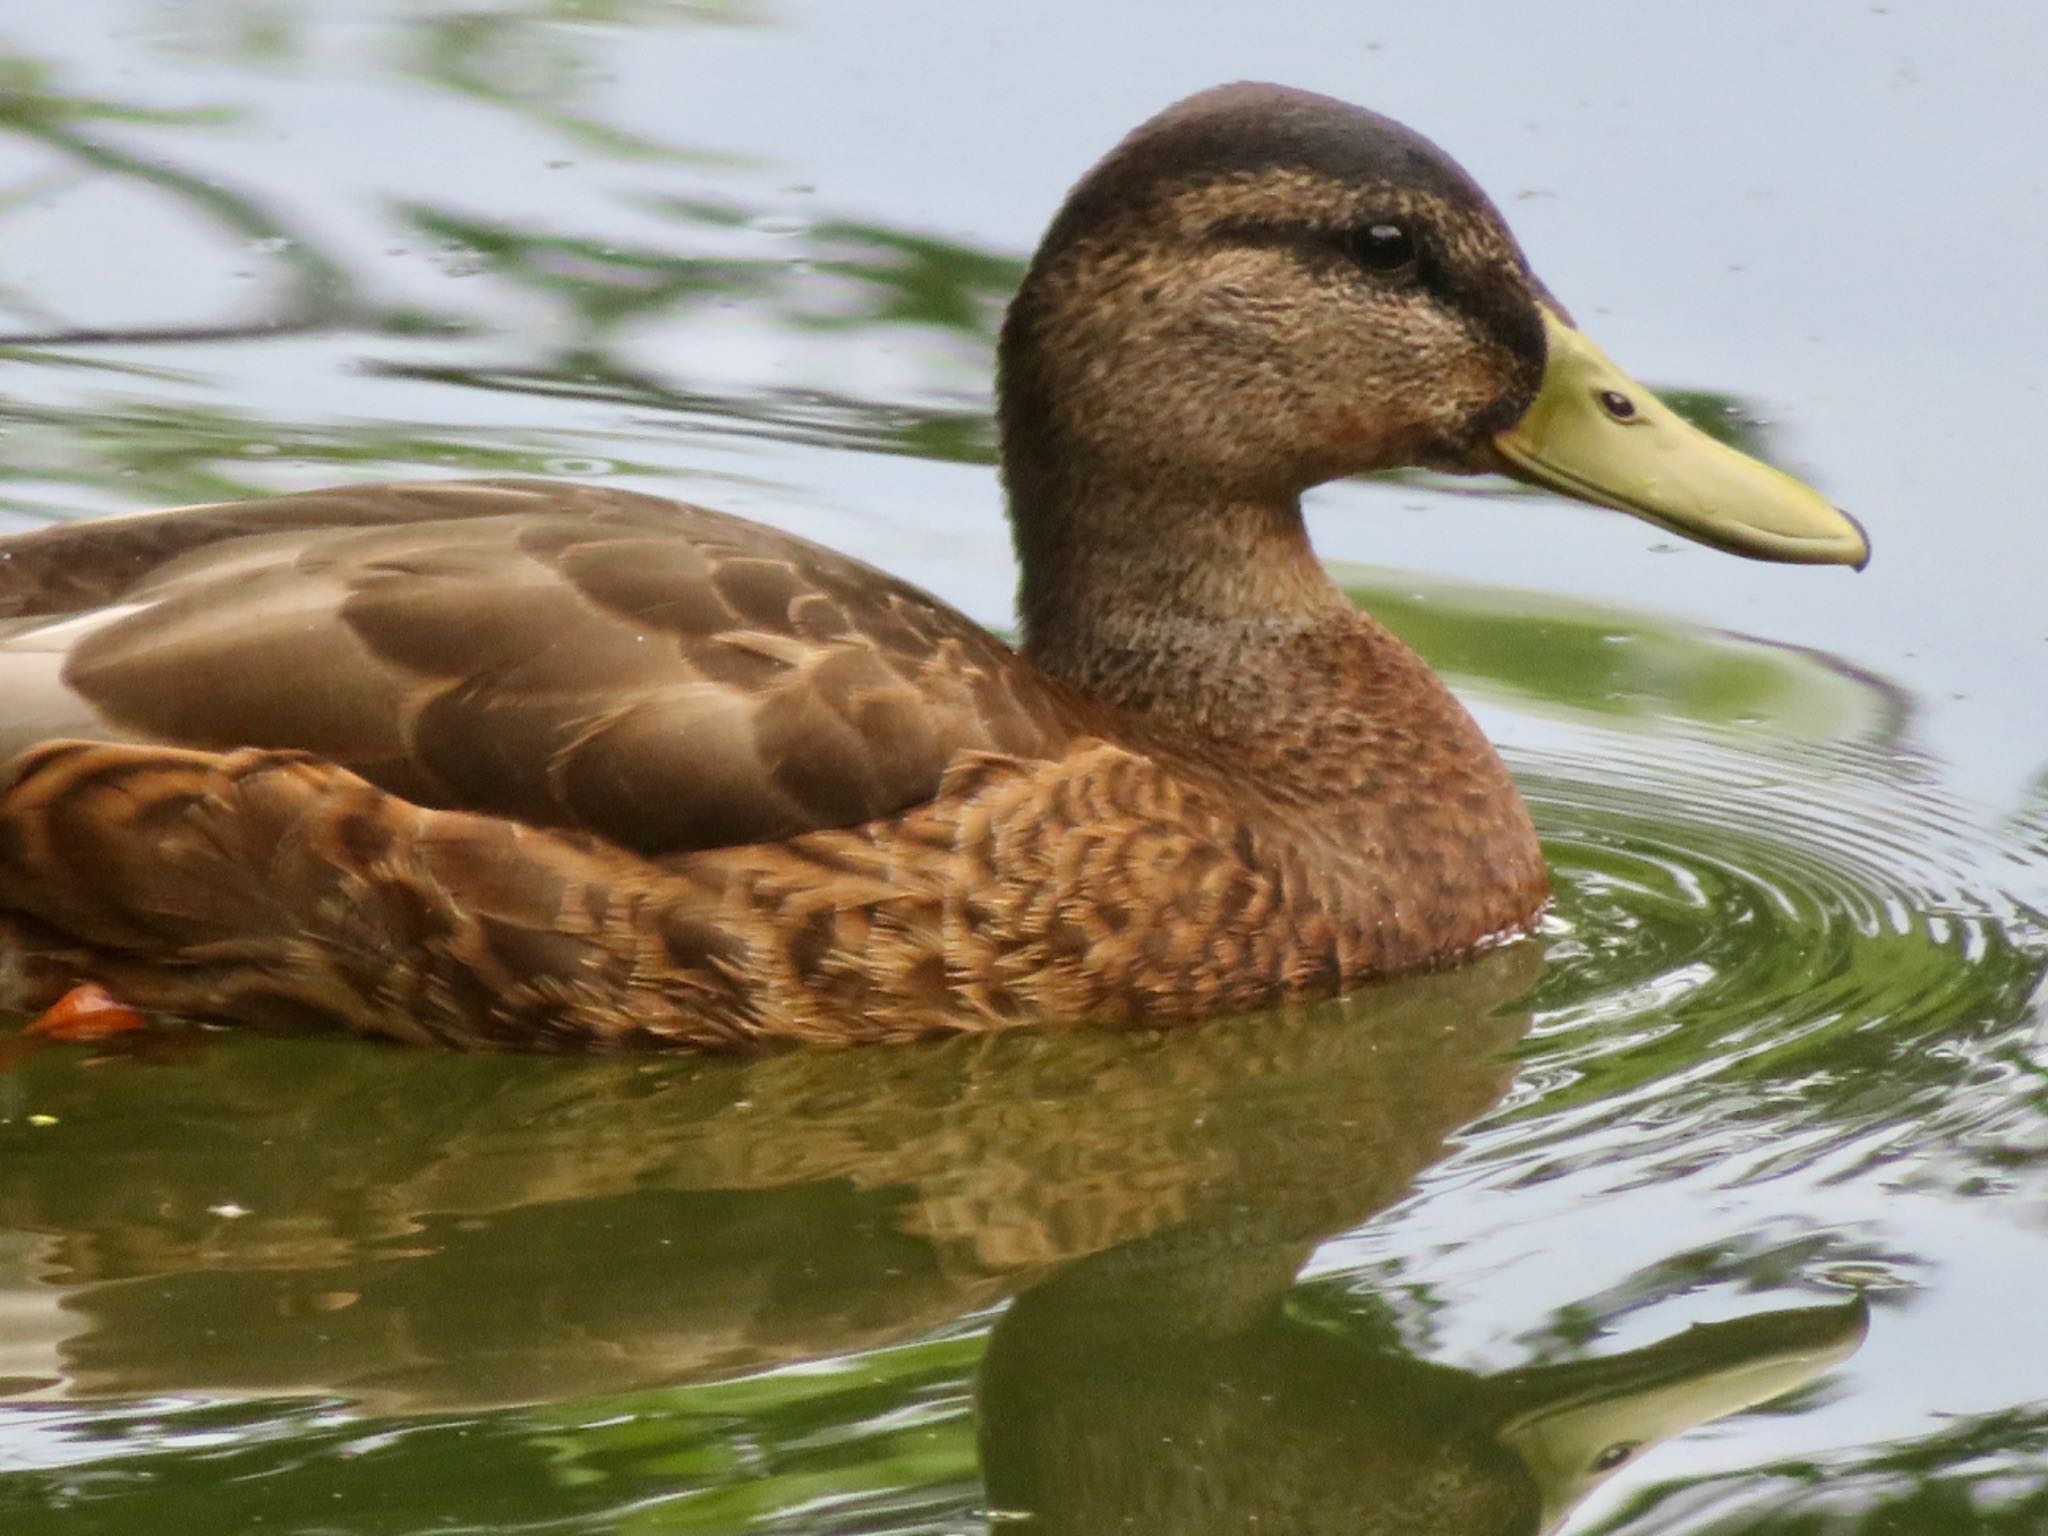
2,4,2047,1532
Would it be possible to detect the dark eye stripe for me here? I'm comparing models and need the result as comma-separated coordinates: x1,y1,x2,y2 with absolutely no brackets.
1208,216,1442,294
1201,213,1541,392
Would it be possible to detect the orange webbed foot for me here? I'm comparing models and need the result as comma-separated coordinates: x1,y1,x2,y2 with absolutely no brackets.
24,983,149,1042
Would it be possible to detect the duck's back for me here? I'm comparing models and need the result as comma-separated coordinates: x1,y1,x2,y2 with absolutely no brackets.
0,481,1087,857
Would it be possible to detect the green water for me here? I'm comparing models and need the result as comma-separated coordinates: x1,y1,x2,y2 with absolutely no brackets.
4,3,2048,1532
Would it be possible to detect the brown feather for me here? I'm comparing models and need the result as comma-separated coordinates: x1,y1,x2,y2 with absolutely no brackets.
0,483,1095,857
0,86,1562,1048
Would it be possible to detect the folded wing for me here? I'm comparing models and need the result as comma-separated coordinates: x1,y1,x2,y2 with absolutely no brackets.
0,481,1086,857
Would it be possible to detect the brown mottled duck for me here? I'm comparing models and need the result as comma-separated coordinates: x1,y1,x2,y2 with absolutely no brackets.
0,84,1867,1050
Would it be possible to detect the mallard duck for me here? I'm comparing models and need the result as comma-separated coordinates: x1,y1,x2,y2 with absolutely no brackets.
0,84,1867,1050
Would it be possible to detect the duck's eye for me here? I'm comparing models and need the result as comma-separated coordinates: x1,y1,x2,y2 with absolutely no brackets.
1347,221,1418,278
1600,390,1638,421
1593,1442,1641,1473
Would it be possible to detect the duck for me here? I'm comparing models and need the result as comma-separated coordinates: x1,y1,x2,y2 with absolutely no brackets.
0,83,1868,1051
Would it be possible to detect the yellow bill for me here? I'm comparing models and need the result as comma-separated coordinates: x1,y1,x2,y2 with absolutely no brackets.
1493,308,1869,569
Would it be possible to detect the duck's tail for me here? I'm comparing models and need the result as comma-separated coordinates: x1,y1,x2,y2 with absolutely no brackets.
0,740,763,1050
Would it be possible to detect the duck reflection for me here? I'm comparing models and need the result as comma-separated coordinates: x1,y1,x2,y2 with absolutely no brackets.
0,945,1860,1528
981,1235,1863,1535
0,949,1536,1402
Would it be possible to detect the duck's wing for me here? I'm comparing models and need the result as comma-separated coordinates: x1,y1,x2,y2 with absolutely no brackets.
0,480,1084,857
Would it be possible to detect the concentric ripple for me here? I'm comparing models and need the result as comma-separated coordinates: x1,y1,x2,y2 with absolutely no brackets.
1481,715,2048,1184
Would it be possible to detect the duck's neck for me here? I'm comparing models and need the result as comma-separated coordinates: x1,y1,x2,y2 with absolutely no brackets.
1007,460,1548,949
1012,474,1355,731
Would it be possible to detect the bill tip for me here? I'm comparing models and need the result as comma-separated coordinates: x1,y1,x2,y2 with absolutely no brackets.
1839,507,1872,571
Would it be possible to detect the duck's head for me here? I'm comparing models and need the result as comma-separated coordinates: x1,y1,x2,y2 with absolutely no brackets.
999,83,1868,626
